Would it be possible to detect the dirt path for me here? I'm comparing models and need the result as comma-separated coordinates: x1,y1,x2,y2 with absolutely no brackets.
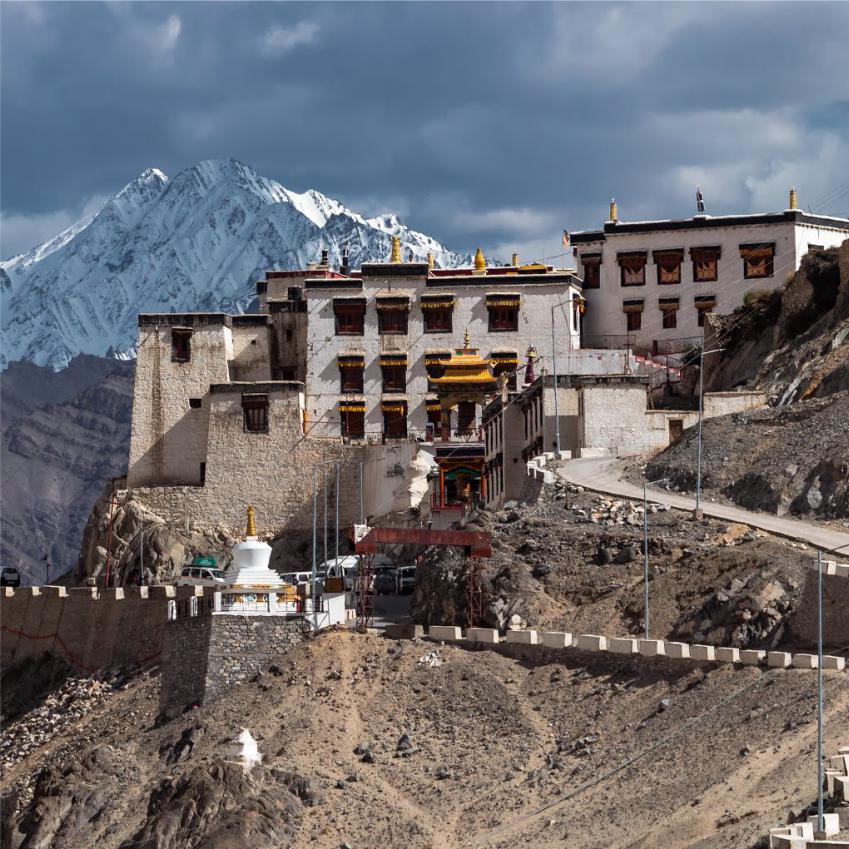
562,456,849,555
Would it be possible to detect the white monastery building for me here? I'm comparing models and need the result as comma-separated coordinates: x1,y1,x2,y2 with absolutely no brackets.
570,190,849,353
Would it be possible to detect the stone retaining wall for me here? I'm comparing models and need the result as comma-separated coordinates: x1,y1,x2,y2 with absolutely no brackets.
0,585,213,672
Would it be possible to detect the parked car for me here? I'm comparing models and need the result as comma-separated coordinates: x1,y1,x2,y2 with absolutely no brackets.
280,571,313,586
1,566,21,587
176,566,226,587
324,554,392,591
373,570,398,595
396,566,417,594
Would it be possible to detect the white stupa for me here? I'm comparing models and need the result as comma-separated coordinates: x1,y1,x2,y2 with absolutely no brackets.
227,728,262,772
223,506,282,588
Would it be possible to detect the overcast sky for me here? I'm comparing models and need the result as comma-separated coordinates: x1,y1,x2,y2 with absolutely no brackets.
2,1,848,261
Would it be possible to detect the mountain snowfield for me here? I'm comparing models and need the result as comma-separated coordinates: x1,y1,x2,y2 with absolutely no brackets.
1,158,470,369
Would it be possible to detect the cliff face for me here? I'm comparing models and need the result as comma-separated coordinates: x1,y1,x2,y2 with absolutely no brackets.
0,358,134,584
705,239,849,402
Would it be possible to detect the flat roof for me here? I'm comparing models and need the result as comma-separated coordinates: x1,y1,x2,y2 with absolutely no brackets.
571,210,849,244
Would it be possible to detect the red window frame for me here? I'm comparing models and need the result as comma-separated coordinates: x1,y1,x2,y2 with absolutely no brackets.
381,364,406,392
340,365,364,393
488,306,519,332
423,307,453,333
383,406,407,439
333,301,366,335
377,307,409,335
341,409,365,439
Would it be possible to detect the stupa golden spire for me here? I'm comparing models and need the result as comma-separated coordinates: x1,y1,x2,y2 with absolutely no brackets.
246,505,257,538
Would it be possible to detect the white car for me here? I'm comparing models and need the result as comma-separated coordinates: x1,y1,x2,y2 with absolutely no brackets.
324,555,392,591
279,571,313,586
396,566,417,594
177,566,226,587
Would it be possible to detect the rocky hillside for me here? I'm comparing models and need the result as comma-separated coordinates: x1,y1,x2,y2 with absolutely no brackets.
0,357,134,584
705,239,849,403
645,392,849,521
413,478,826,651
2,629,847,849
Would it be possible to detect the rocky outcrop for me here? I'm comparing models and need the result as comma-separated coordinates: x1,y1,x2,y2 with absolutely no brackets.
705,240,849,403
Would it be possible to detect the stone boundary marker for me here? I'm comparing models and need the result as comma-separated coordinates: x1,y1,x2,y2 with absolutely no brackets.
423,627,847,672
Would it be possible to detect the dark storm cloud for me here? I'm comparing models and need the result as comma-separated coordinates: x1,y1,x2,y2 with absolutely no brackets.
2,1,848,260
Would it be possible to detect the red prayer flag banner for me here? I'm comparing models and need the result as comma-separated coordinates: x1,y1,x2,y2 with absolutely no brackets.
561,230,570,248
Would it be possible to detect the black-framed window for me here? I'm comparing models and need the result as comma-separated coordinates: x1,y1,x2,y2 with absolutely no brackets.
662,309,677,329
377,300,410,334
618,253,647,286
341,408,365,439
242,394,269,433
741,244,775,279
381,363,406,392
581,255,601,289
487,302,520,331
383,405,407,439
690,247,721,283
423,306,453,332
654,250,683,285
189,397,202,409
339,361,364,393
333,300,366,335
696,298,716,327
171,328,192,362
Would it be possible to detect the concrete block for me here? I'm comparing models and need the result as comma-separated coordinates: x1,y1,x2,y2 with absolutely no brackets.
608,637,638,655
768,651,792,668
827,754,849,773
69,587,97,599
40,585,68,597
429,625,462,642
792,653,818,669
806,812,840,837
819,559,837,575
2,587,13,597
822,655,846,670
576,634,607,652
835,563,849,578
148,586,176,598
665,642,690,659
103,588,125,600
541,631,572,649
638,639,665,657
690,645,716,661
124,587,150,598
715,647,740,663
505,629,540,645
833,775,849,802
466,627,500,644
824,769,842,795
739,649,766,666
25,587,42,597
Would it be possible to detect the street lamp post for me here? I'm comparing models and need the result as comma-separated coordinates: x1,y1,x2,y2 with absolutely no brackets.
816,549,824,835
550,304,561,456
642,476,669,640
694,346,724,519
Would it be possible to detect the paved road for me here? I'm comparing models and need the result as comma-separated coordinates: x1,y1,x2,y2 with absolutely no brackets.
562,455,849,556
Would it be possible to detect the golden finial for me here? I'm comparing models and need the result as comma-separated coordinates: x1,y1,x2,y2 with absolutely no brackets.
608,198,618,222
789,187,798,210
511,251,519,267
427,251,434,270
390,235,401,263
473,247,486,274
246,505,257,538
463,327,470,349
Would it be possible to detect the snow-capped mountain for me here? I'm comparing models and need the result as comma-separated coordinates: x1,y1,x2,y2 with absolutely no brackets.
1,158,470,369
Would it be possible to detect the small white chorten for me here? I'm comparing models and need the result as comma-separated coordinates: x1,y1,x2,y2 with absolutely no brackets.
223,506,281,588
227,728,262,772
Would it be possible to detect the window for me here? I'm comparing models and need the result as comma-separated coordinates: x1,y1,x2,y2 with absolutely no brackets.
659,298,679,330
382,403,407,439
333,299,366,335
740,243,775,279
380,357,406,392
171,328,192,362
242,394,269,433
376,298,410,334
340,404,365,439
425,352,451,391
690,246,721,283
421,297,454,332
808,244,824,253
695,296,716,327
189,397,202,409
623,300,644,332
338,356,365,393
199,462,206,484
617,252,647,286
580,254,602,289
491,352,518,390
486,295,520,331
457,401,476,434
653,249,683,285
426,403,442,436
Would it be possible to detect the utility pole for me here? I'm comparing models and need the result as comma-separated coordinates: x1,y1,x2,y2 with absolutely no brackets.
335,462,340,570
140,525,145,586
359,459,364,524
694,346,723,519
643,481,650,640
323,463,328,572
816,549,824,835
550,304,561,456
312,466,318,631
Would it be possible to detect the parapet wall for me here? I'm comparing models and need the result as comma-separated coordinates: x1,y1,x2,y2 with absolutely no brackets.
0,585,213,673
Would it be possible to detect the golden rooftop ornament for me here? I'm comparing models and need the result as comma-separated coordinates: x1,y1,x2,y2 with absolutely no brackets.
246,505,257,538
390,235,401,263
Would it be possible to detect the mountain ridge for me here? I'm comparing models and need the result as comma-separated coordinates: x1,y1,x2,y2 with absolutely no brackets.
1,158,470,369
